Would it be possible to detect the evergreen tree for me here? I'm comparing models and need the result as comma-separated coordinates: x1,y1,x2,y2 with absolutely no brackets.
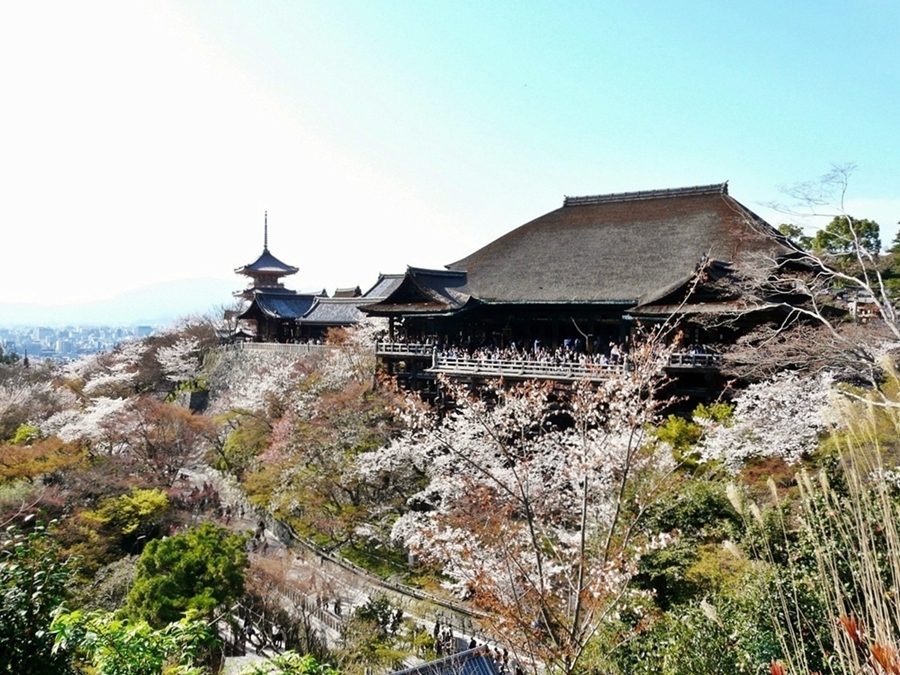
812,215,881,255
0,524,74,675
126,522,247,627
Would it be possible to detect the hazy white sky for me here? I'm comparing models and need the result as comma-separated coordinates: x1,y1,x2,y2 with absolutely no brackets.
2,1,899,306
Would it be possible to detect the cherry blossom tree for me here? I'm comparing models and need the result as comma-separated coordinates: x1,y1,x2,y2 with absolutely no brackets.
155,336,201,385
0,361,76,441
315,318,387,390
362,335,679,674
69,340,151,398
117,398,217,482
44,397,133,454
206,350,310,417
696,370,835,471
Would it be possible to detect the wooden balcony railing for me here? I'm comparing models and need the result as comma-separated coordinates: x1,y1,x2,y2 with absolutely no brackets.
375,341,438,357
376,342,721,382
429,355,624,381
224,342,331,356
667,352,720,368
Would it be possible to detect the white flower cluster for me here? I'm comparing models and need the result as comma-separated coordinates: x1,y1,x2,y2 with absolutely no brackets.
206,349,307,415
156,336,201,383
71,340,149,397
315,318,387,391
44,396,133,452
698,371,835,471
362,346,674,605
1,372,77,432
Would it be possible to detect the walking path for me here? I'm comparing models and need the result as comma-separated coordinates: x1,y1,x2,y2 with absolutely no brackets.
178,466,486,667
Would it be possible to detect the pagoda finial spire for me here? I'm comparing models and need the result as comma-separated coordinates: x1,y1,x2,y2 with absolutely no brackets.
264,211,268,251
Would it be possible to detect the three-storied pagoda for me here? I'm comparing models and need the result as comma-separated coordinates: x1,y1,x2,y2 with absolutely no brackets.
234,213,323,342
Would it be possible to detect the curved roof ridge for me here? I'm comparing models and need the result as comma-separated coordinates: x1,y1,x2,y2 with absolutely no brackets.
564,182,728,207
408,265,466,278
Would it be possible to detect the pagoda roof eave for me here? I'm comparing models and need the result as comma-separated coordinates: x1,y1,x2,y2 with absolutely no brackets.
236,247,299,276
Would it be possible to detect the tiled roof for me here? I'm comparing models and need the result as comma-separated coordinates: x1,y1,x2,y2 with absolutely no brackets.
390,647,499,675
299,297,372,325
447,184,797,306
238,292,318,320
362,267,472,316
363,273,406,299
333,286,362,298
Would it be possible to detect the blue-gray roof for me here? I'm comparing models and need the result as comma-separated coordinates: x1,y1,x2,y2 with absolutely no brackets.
362,267,472,316
364,273,405,299
235,247,299,276
238,292,319,320
391,648,500,675
299,298,372,325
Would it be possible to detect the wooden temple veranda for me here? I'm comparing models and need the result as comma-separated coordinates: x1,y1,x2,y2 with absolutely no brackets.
360,183,808,395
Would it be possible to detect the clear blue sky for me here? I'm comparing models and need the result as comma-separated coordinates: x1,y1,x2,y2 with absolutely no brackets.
2,1,898,306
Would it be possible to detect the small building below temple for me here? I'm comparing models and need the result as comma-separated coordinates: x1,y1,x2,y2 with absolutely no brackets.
295,274,404,342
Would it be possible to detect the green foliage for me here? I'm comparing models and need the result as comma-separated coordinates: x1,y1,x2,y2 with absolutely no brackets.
698,362,900,674
51,609,216,675
654,402,732,466
693,401,734,423
655,414,702,454
337,595,408,672
812,215,881,255
84,488,170,539
777,223,813,251
0,347,19,366
63,487,173,577
643,480,741,540
208,413,270,478
10,423,41,445
238,651,340,675
636,481,742,609
0,523,74,675
632,543,699,611
605,592,781,675
126,522,248,627
890,227,900,254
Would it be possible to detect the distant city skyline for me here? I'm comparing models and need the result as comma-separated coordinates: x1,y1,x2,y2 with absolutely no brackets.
2,1,898,307
0,324,157,362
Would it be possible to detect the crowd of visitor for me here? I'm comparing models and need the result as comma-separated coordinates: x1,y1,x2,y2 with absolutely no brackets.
432,619,523,674
436,338,629,368
388,336,719,371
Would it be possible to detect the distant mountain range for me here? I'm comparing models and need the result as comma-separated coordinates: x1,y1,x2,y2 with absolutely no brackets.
0,278,240,327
